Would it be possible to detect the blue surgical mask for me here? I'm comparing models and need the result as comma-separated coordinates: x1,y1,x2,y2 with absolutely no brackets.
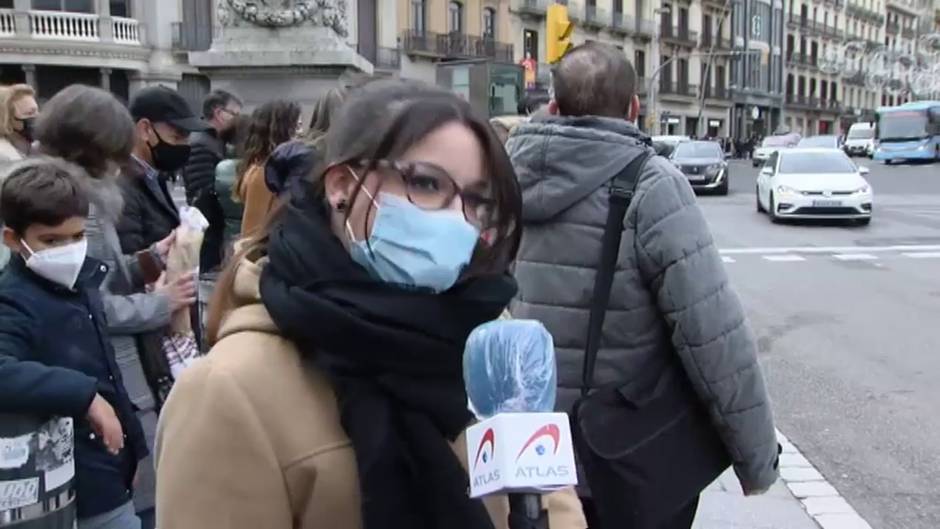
347,192,481,293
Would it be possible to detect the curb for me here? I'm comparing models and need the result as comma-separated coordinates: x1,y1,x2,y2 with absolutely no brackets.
776,429,872,529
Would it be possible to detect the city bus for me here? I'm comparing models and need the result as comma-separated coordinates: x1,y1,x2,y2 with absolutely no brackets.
873,101,940,164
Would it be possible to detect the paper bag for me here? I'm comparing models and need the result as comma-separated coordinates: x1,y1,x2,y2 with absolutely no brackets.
166,206,209,333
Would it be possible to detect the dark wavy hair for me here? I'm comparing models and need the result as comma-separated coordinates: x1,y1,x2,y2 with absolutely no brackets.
234,99,301,199
206,79,522,344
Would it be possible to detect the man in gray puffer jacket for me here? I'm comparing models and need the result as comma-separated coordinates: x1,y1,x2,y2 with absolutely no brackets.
507,43,779,517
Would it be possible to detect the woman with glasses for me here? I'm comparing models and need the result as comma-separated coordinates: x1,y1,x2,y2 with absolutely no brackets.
154,79,585,529
234,100,302,239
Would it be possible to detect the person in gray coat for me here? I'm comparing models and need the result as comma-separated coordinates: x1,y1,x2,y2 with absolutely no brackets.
34,85,197,522
507,43,778,527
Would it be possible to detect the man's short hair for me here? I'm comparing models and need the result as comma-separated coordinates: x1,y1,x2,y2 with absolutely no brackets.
552,42,637,118
202,90,241,119
0,157,90,234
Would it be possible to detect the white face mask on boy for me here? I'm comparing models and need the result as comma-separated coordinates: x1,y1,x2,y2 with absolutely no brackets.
21,239,88,289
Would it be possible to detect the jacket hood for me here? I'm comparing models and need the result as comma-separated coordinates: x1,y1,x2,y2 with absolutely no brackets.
506,116,651,222
265,140,318,196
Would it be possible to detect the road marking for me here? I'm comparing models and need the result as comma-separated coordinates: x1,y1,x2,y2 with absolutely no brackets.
720,244,940,255
833,253,878,261
763,255,807,262
776,429,873,529
901,252,940,259
722,256,736,263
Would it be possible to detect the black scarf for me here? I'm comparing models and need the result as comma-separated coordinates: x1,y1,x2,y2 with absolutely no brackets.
259,199,516,529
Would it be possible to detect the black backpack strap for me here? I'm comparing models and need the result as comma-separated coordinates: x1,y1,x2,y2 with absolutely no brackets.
580,152,652,396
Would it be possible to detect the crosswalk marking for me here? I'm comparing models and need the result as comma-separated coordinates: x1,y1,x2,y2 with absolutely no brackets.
763,255,807,262
833,253,878,261
720,244,940,255
722,256,736,263
901,252,940,259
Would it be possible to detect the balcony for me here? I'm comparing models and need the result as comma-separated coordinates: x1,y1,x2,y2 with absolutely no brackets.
705,85,731,100
886,20,900,35
662,26,698,47
701,33,732,50
901,26,915,39
583,5,610,29
401,30,513,63
511,0,548,17
375,47,401,70
787,53,819,70
886,0,921,16
0,9,142,46
660,80,698,98
819,23,844,41
610,12,632,34
633,18,655,39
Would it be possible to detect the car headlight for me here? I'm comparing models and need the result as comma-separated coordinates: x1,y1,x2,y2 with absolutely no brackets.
776,185,801,195
706,163,724,175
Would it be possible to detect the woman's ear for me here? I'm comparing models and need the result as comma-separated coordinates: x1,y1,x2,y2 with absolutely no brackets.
323,164,358,212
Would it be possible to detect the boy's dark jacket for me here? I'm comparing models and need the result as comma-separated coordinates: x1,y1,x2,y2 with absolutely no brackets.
0,255,149,518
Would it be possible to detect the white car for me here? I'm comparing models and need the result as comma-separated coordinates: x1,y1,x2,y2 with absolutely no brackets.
753,133,801,167
756,148,873,225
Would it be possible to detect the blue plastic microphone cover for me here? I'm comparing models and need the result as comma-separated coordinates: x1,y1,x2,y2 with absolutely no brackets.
463,319,557,419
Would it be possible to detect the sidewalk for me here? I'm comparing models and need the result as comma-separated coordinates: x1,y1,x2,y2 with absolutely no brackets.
694,469,819,529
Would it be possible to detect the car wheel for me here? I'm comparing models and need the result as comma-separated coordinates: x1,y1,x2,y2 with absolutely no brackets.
884,158,893,165
768,193,780,223
752,160,760,168
756,187,764,212
717,177,729,196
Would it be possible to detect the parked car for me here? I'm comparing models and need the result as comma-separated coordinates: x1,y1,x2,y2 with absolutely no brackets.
798,135,843,149
756,148,873,225
670,140,730,195
753,132,801,167
843,122,876,158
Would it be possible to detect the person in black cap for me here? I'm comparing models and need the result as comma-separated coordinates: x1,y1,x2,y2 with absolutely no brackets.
116,86,209,255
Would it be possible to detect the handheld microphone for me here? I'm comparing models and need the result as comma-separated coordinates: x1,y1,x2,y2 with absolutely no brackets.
463,320,577,529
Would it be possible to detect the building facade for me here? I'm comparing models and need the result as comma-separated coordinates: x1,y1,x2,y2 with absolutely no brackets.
730,0,786,140
840,0,885,129
0,0,187,103
782,0,847,136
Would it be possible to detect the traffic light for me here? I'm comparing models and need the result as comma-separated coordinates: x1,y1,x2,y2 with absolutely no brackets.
546,4,573,64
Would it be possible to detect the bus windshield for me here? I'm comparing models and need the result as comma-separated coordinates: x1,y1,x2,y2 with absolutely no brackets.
878,110,928,141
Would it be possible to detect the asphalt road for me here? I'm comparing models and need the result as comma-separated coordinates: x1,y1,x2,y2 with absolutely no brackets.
698,158,940,529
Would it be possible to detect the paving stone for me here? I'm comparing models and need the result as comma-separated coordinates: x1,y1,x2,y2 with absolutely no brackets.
788,480,839,498
815,512,874,529
781,466,825,482
803,496,856,516
779,452,813,468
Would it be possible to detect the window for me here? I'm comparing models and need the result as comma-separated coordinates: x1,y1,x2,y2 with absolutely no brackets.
703,14,713,45
110,0,130,17
717,65,726,91
613,0,623,15
482,7,496,37
635,50,647,79
448,1,463,34
31,0,94,11
821,80,828,100
523,29,538,61
678,58,689,88
679,7,689,34
411,0,426,34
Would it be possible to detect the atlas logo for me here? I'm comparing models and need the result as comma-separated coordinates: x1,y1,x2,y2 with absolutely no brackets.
473,428,495,470
515,424,561,461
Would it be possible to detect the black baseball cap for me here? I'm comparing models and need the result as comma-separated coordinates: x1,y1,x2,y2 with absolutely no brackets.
129,86,210,132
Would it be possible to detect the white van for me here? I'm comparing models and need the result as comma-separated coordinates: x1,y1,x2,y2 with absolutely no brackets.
844,122,875,158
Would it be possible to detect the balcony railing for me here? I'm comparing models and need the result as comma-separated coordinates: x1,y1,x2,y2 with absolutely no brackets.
662,26,698,46
0,9,141,45
112,16,139,44
376,47,401,70
512,0,548,16
660,80,698,97
787,53,818,69
0,9,14,37
886,21,900,35
819,23,843,40
401,30,513,63
701,33,731,49
583,5,609,28
706,85,730,99
634,18,655,38
901,26,915,39
31,10,98,41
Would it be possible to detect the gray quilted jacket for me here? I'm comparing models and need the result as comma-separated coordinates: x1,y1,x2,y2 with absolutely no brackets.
507,116,779,492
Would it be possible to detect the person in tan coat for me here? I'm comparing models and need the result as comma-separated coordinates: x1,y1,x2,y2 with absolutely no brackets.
234,100,302,238
155,79,586,529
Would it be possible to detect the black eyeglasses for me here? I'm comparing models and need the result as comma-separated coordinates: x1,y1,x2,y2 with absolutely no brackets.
363,159,497,229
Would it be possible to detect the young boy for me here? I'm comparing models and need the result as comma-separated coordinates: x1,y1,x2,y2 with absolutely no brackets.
0,157,148,529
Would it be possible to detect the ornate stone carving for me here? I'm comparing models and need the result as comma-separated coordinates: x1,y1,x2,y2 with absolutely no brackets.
220,0,347,37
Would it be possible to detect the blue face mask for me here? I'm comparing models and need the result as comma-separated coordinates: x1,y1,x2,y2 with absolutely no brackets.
347,192,481,293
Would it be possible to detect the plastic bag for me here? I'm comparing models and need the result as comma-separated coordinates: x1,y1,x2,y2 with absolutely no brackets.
165,206,209,333
463,319,557,419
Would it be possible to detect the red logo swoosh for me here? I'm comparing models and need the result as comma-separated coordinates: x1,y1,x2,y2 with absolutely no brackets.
515,424,560,461
473,428,495,469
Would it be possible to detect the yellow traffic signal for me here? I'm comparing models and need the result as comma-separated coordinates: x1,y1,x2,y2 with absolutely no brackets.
546,3,573,64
